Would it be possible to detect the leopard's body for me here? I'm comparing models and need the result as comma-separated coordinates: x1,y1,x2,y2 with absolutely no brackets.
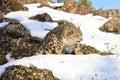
40,21,83,55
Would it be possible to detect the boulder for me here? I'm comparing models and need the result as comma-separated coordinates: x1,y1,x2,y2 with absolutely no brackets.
93,9,108,18
80,44,113,55
0,55,7,65
0,65,59,80
0,21,42,64
29,13,53,22
0,0,9,14
0,0,28,14
80,44,101,54
2,21,30,38
60,0,120,18
5,0,28,13
106,9,120,17
61,0,95,15
61,0,78,14
0,13,3,19
99,16,120,34
17,0,51,5
78,5,96,15
0,18,19,23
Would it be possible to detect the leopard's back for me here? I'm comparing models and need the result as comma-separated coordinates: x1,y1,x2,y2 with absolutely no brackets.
41,20,82,54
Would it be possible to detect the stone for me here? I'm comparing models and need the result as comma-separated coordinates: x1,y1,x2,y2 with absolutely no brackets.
5,0,28,13
93,9,108,18
0,21,42,63
61,0,95,15
0,65,59,80
0,55,7,65
29,13,53,22
106,9,119,17
61,0,78,14
99,16,120,34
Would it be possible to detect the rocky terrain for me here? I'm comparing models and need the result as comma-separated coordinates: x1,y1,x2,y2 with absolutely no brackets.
0,19,43,65
0,16,105,65
0,0,120,80
53,0,120,18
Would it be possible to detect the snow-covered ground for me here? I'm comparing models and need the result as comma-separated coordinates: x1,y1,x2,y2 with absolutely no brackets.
0,3,120,80
1,54,120,80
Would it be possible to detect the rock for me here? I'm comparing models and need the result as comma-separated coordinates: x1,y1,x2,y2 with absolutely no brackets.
0,17,19,23
0,13,3,19
93,9,108,18
0,0,9,14
78,5,96,15
61,0,96,15
11,37,42,59
18,0,51,5
61,0,78,14
0,55,7,65
99,16,120,34
60,0,120,18
105,9,120,17
0,21,42,64
17,0,42,4
3,21,30,38
39,0,50,6
16,0,52,7
0,65,59,80
80,44,101,54
79,44,113,55
5,0,28,13
29,13,53,22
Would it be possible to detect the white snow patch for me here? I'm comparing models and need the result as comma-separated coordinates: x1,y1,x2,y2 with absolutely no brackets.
0,55,120,80
20,20,58,38
6,53,15,62
0,22,9,28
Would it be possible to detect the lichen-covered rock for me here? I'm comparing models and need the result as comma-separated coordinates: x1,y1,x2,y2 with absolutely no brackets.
0,55,7,65
61,0,77,14
105,9,120,17
17,0,42,4
93,9,108,18
80,44,102,54
80,44,113,55
93,9,120,18
0,18,20,23
61,0,95,15
0,65,59,80
0,0,9,14
3,21,30,38
59,0,119,18
0,20,42,64
29,13,53,22
99,16,120,34
78,5,96,15
11,37,42,59
17,0,51,6
0,13,3,19
6,0,28,13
